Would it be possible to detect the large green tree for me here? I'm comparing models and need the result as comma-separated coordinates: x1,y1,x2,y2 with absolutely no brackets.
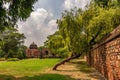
0,0,37,30
52,2,120,70
0,27,26,58
44,31,68,58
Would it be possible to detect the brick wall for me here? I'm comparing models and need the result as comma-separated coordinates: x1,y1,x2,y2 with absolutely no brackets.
87,25,120,80
26,48,40,58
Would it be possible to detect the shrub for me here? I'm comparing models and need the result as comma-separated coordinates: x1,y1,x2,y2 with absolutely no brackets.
0,58,6,61
7,58,20,61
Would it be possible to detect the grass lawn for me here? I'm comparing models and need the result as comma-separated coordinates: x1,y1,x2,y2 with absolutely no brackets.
0,58,62,76
0,58,74,80
0,74,73,80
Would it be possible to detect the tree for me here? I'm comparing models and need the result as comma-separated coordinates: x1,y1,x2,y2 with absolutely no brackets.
52,2,120,70
52,8,88,70
17,45,27,59
0,27,26,58
94,0,109,7
0,0,38,58
0,0,38,31
94,0,120,8
44,31,68,58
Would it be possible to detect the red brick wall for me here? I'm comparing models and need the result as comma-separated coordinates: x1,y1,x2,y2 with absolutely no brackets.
26,49,40,58
87,25,120,80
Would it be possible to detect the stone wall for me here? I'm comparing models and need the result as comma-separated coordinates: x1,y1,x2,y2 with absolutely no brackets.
87,25,120,80
26,49,40,58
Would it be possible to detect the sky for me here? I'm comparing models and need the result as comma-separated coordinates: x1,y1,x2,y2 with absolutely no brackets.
18,0,90,47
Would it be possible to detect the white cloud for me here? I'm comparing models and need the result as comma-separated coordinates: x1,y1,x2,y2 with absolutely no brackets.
48,20,58,34
64,0,74,9
18,0,90,47
18,8,57,46
64,0,90,10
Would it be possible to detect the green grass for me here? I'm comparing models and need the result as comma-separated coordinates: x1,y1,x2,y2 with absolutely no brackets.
75,60,95,73
24,74,73,80
0,58,62,76
0,74,74,80
0,58,74,80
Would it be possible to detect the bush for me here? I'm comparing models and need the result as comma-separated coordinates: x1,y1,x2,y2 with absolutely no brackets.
0,58,6,61
7,58,20,61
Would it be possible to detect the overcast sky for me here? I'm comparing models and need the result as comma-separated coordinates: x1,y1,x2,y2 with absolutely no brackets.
18,0,90,47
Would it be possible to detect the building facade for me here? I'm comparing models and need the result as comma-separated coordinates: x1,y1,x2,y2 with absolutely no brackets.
26,42,52,58
26,42,40,58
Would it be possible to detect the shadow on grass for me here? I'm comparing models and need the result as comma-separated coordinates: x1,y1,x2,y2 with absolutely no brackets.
0,74,75,80
0,75,15,80
71,61,95,73
70,60,105,80
56,69,80,72
0,60,105,80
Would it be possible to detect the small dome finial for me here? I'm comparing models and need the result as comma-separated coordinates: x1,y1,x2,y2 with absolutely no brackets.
29,42,37,49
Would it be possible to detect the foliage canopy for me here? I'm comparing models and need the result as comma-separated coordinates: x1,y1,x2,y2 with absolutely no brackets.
0,0,37,30
45,0,120,58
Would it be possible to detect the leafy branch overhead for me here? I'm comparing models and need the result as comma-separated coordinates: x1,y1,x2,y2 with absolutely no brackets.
0,0,38,30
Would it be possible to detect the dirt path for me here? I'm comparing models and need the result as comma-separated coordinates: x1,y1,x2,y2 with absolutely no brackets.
42,59,105,80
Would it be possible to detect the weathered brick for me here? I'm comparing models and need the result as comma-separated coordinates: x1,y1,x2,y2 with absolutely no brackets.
117,55,120,60
87,25,120,80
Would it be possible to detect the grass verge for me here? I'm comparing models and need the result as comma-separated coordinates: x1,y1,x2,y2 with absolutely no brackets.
0,58,61,76
0,74,74,80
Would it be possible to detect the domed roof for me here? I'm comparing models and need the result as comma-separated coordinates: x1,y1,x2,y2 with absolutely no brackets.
29,42,38,49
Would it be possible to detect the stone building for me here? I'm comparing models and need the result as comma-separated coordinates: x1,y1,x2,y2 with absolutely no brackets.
26,42,40,58
40,48,52,58
26,42,52,58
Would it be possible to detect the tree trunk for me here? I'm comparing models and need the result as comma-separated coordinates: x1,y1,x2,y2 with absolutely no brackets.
52,53,82,70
